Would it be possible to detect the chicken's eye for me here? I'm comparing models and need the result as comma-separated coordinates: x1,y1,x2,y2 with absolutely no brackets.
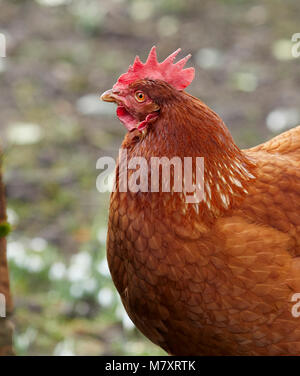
135,91,145,102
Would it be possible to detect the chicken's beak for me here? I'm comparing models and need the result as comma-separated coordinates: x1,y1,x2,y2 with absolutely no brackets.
100,89,116,103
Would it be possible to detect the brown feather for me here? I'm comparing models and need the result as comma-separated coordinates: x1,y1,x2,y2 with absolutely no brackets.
107,79,300,355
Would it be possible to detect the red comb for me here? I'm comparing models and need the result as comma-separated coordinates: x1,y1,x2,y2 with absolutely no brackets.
113,46,195,92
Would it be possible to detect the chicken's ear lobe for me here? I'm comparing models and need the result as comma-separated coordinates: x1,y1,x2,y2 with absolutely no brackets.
150,103,160,112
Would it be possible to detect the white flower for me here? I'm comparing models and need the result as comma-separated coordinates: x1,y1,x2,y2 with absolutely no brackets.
16,328,37,351
24,255,44,273
97,287,114,308
76,94,115,116
7,123,42,145
116,300,135,330
97,228,107,245
53,339,75,356
196,48,223,70
129,0,154,21
7,241,45,272
157,16,178,37
233,72,258,92
272,39,293,61
36,0,71,6
82,278,97,293
97,259,111,278
266,108,300,132
67,252,91,282
7,241,25,263
30,237,48,252
6,208,19,225
70,283,84,298
49,262,66,280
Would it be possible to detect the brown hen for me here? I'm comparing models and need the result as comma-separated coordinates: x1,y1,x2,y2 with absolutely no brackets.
101,47,300,355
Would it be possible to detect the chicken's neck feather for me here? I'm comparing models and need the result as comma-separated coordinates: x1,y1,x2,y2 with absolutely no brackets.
120,92,256,221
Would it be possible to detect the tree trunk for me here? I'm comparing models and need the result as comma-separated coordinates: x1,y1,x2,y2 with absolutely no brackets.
0,152,14,356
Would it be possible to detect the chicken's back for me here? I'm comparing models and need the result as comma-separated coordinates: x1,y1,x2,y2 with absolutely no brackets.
209,135,300,355
243,126,300,256
249,125,300,157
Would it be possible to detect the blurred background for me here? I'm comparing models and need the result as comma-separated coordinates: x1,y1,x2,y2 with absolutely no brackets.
0,0,299,356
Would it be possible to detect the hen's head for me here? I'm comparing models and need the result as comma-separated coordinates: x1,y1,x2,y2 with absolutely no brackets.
101,46,195,132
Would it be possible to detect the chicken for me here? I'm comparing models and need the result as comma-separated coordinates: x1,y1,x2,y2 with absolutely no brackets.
101,46,300,355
